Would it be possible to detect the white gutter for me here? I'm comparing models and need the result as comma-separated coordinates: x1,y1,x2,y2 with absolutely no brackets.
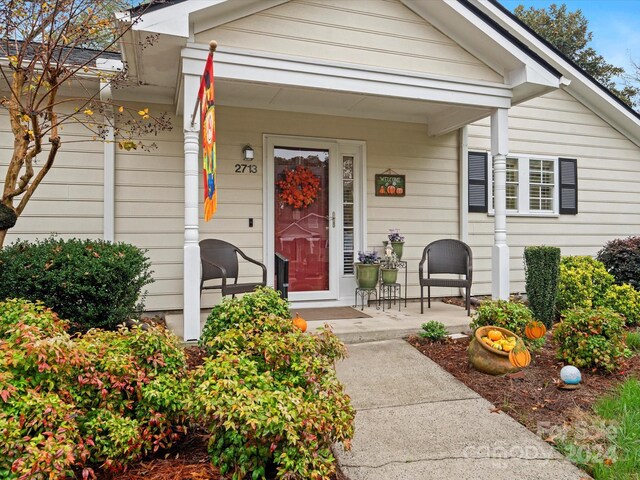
100,80,115,242
97,58,123,242
459,126,469,244
459,126,469,299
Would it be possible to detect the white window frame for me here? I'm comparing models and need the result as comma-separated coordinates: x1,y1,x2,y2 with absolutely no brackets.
488,153,560,217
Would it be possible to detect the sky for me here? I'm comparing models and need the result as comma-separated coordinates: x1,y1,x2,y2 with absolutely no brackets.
501,0,640,80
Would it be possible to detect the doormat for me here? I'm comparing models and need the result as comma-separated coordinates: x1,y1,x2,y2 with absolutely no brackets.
290,307,371,321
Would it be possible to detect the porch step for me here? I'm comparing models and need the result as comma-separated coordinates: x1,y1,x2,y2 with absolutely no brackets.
306,300,471,344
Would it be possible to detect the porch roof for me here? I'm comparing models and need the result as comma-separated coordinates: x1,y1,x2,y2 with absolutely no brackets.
118,0,563,135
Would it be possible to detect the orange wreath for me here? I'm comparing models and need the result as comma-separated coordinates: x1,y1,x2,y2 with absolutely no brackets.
277,165,321,209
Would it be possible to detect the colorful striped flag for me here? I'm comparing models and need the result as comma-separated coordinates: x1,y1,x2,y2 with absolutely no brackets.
199,51,217,221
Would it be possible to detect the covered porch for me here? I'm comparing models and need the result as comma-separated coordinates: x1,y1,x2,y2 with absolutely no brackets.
120,0,563,340
177,44,561,340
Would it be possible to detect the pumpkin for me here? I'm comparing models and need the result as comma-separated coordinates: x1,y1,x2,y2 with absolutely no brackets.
488,330,503,341
525,321,547,340
379,185,386,195
387,185,396,195
508,343,531,368
396,187,404,195
292,312,307,332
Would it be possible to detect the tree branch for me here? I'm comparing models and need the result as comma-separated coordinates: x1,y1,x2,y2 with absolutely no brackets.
16,136,61,216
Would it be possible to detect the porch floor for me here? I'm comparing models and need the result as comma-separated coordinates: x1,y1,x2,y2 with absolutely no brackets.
166,298,472,343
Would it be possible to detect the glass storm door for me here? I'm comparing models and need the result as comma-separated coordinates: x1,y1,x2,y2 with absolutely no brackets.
271,140,338,300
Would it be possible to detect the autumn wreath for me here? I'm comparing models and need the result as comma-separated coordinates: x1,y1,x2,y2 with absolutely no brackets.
277,165,321,209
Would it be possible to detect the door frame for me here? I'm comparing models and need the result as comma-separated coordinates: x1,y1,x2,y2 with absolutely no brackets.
264,134,340,301
336,140,367,302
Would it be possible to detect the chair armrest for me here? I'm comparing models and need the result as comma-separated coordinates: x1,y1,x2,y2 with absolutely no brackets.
235,249,268,284
418,248,428,278
201,258,228,287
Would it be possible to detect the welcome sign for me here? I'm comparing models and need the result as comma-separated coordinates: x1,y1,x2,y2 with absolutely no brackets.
375,173,405,197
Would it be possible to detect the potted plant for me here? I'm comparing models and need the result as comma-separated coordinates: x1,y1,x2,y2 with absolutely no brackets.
383,228,405,260
354,250,380,289
380,245,399,284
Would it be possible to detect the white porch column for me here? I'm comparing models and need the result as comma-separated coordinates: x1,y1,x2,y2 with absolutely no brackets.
491,108,510,300
183,74,201,341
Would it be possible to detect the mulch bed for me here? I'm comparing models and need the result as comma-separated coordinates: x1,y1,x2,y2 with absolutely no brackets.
407,333,640,432
96,345,349,480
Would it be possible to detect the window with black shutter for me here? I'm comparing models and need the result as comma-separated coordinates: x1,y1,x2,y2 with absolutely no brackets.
469,152,577,215
468,151,488,213
559,158,578,215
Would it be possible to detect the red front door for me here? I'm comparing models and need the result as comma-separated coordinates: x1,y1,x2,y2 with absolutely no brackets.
274,146,330,293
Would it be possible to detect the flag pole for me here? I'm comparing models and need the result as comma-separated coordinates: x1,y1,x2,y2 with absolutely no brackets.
190,40,217,127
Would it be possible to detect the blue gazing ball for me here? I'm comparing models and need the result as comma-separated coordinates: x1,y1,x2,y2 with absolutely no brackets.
560,365,582,385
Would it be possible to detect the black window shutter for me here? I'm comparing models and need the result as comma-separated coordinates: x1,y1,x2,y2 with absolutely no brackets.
468,151,488,213
559,158,578,215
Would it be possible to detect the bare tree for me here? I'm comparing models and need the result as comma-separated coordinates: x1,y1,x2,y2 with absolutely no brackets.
0,0,172,247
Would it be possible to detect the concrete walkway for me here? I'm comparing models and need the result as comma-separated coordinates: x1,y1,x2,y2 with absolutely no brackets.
334,339,589,479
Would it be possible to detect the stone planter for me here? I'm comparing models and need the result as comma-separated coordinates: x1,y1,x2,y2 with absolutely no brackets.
467,326,522,376
380,267,398,285
354,263,379,289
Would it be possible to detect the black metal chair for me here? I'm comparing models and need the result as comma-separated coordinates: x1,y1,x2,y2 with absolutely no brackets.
419,239,473,316
199,239,267,298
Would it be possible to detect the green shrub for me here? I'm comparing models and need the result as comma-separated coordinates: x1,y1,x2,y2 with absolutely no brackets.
419,320,448,341
553,307,627,372
556,256,614,314
470,299,544,350
194,292,354,480
0,297,68,336
601,283,640,326
524,246,560,328
0,299,189,478
597,236,640,290
0,237,153,331
200,286,290,345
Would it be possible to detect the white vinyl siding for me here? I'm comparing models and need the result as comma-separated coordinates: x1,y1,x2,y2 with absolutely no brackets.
196,0,502,83
468,88,640,296
114,103,184,312
0,100,104,243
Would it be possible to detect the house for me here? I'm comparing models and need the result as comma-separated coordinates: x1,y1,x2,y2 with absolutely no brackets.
2,0,639,340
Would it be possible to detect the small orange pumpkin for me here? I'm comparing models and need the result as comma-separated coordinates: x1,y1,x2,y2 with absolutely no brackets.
292,312,307,332
379,185,386,195
525,321,547,340
508,343,531,368
387,185,396,195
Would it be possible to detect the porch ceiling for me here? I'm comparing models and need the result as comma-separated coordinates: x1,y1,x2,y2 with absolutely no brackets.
215,78,490,128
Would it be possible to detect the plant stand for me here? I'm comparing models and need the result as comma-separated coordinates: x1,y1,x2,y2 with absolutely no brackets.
354,287,379,311
379,282,401,312
397,260,408,307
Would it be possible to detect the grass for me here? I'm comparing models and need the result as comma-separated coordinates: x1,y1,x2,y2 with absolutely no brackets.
557,378,640,479
625,330,640,352
589,378,640,479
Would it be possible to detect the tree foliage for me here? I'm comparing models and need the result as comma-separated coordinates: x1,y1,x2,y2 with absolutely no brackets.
514,3,639,109
0,1,172,247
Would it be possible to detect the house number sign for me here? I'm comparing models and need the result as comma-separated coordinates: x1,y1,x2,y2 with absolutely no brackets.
234,164,258,174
